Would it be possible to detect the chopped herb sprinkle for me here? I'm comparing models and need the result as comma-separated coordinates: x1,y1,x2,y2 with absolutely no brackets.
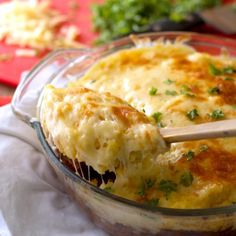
138,179,155,196
145,179,155,189
149,87,158,96
222,66,236,74
181,85,191,91
180,85,195,97
209,63,222,76
157,121,165,128
165,90,178,96
183,150,195,161
158,180,177,199
209,109,225,120
208,87,220,95
186,108,199,121
224,77,234,81
180,172,194,187
164,79,174,85
138,186,146,197
146,198,159,207
104,187,113,192
199,144,209,152
209,63,236,76
152,112,162,123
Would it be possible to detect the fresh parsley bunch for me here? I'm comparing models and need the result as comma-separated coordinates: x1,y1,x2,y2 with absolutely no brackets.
92,0,221,44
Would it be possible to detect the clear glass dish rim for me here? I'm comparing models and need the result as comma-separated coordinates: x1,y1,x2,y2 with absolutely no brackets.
36,31,236,217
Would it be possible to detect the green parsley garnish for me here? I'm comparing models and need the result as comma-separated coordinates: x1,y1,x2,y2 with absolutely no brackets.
104,187,113,192
186,109,199,121
146,199,159,207
183,150,195,161
180,85,195,97
165,90,178,96
209,64,236,76
142,108,146,113
145,179,155,188
222,66,236,74
90,80,96,83
164,79,174,85
152,112,162,123
158,180,177,199
180,172,194,187
138,186,146,197
180,85,191,92
199,144,209,152
138,179,155,196
209,109,225,120
208,87,220,95
209,63,222,76
152,112,165,128
224,77,234,81
157,121,165,128
149,87,158,96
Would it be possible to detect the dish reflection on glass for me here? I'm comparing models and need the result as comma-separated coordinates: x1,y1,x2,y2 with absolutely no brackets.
12,32,236,236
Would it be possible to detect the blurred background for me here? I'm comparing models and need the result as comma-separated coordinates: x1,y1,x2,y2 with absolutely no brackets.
0,0,235,106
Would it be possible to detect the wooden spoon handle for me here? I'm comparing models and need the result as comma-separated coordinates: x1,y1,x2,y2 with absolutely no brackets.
160,119,236,143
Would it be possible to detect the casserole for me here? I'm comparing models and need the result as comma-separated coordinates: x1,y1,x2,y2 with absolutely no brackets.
12,32,236,235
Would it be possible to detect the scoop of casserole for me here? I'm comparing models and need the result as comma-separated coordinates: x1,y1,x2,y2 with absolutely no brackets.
40,85,167,174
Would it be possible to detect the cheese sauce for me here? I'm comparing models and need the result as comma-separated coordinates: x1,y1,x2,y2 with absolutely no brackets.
41,41,236,209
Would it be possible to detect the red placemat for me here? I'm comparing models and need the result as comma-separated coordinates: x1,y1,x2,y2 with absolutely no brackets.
0,96,11,106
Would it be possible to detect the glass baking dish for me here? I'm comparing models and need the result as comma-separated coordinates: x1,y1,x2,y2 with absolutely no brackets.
12,32,236,235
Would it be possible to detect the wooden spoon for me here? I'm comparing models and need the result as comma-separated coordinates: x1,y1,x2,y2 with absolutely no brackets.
160,119,236,143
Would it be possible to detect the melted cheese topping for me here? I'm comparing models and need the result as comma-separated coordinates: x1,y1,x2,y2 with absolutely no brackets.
41,41,236,209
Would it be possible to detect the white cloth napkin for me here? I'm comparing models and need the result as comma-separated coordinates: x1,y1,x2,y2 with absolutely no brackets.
0,106,108,235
